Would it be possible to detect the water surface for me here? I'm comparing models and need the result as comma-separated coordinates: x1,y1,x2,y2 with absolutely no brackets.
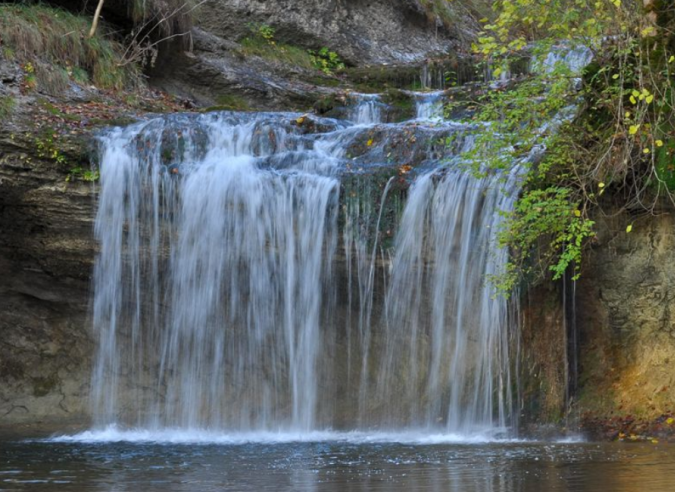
2,433,674,491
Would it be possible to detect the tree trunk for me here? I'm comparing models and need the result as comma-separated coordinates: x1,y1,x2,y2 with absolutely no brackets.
88,0,106,39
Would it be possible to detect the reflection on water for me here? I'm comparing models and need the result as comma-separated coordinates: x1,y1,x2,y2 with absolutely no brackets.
1,437,675,491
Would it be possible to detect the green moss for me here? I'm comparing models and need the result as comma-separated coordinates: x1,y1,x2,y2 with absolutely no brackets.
313,94,340,115
89,116,139,127
308,76,342,88
240,36,316,70
340,170,407,252
213,94,251,111
343,65,420,91
380,89,415,121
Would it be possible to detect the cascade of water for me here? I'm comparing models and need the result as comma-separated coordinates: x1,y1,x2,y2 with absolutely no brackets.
369,162,521,432
349,94,383,125
537,46,593,75
92,113,350,430
415,91,445,120
91,105,521,436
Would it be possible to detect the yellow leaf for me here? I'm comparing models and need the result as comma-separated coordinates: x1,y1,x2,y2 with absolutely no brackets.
656,140,664,147
612,74,619,80
296,116,305,125
630,96,637,105
652,438,659,444
366,139,374,147
644,148,651,154
629,125,640,135
598,182,605,188
625,111,631,118
626,224,633,233
670,55,675,63
493,67,502,78
646,95,654,104
667,417,674,425
642,26,657,37
574,210,581,217
632,90,640,98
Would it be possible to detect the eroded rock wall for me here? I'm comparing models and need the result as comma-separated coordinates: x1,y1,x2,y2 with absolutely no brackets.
576,206,675,420
0,130,96,428
198,0,458,65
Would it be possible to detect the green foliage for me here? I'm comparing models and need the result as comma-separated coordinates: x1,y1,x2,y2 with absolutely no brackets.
462,0,649,293
241,23,344,74
456,52,599,293
0,4,140,92
240,23,319,70
492,187,595,292
35,129,68,166
308,47,345,75
0,95,16,119
247,22,276,42
460,0,675,293
66,166,100,183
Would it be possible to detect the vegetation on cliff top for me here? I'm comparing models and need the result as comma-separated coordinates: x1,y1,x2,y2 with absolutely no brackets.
0,4,140,92
466,0,675,293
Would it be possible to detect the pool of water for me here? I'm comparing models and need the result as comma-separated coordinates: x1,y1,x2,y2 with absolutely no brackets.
1,432,674,491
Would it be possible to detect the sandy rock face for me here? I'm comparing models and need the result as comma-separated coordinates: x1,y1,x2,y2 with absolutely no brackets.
576,209,675,421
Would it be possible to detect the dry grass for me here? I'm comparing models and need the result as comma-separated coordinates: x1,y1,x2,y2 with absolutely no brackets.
0,4,141,93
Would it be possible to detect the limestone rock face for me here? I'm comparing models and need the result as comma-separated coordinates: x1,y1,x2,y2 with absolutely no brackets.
149,0,465,108
198,0,458,65
0,130,96,428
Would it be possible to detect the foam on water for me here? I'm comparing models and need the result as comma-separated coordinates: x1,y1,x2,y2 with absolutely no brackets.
47,426,520,445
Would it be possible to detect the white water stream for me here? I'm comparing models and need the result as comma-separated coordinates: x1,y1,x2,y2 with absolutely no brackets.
88,91,522,439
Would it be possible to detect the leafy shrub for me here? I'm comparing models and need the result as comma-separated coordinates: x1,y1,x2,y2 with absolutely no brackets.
308,48,345,75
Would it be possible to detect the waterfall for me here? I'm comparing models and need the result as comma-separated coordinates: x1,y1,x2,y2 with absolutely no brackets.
90,104,520,435
377,166,520,432
415,91,445,120
349,94,383,125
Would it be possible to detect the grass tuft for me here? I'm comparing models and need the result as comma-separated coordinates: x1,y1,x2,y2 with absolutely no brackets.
0,95,16,119
0,4,141,93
